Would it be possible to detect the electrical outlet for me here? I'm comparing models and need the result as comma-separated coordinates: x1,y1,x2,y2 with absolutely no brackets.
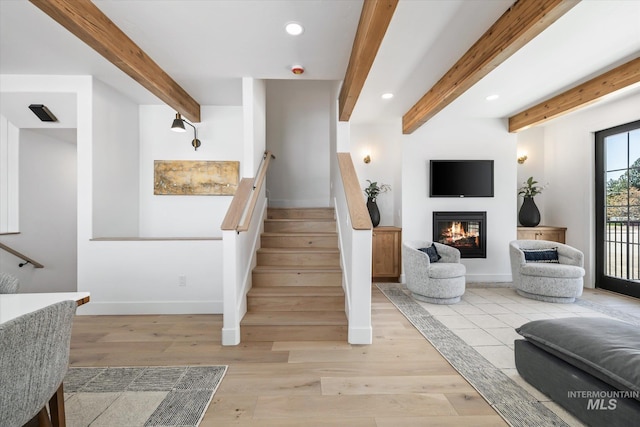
178,275,187,287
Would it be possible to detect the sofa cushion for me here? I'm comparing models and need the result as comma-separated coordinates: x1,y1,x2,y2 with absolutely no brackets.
419,244,441,263
516,317,640,396
522,248,559,263
520,263,585,279
428,262,465,279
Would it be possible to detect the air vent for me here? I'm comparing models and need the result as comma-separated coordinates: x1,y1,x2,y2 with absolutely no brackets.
28,104,58,122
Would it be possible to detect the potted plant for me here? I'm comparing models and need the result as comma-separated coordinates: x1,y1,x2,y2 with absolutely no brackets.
518,177,547,227
364,180,391,227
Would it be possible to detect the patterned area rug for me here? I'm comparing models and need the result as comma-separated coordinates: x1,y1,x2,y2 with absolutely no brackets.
64,366,227,427
376,283,569,427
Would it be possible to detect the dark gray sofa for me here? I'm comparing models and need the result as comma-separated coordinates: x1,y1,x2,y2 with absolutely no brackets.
515,317,640,427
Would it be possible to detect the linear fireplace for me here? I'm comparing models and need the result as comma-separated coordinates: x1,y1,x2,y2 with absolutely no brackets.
433,211,487,258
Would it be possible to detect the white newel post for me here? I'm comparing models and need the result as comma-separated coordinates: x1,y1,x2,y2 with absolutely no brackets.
349,229,373,344
222,230,240,345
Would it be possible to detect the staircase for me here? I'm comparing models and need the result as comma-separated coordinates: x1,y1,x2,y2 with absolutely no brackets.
241,207,348,342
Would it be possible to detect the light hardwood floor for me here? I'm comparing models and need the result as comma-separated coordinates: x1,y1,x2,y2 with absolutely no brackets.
69,287,507,426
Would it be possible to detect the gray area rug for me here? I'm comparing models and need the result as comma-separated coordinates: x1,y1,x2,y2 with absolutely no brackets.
64,366,227,427
575,298,640,326
376,283,569,427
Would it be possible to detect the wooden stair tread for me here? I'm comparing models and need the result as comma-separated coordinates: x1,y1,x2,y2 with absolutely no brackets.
257,247,339,254
261,231,337,236
267,208,335,219
265,218,335,223
253,265,342,273
248,286,344,297
241,311,347,326
246,207,345,342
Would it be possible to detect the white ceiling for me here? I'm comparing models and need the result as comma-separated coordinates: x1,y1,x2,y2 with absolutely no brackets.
1,0,639,130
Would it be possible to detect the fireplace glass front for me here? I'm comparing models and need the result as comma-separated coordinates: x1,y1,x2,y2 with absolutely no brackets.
433,211,487,258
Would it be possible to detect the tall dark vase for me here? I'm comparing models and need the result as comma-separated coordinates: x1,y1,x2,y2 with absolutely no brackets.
367,197,380,227
519,196,541,227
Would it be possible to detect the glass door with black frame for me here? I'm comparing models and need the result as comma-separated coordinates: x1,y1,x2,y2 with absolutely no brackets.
596,120,640,298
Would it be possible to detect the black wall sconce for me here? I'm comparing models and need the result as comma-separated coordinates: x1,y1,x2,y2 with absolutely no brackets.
171,113,201,151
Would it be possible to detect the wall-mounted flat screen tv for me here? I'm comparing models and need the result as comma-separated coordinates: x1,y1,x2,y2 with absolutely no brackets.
430,160,494,197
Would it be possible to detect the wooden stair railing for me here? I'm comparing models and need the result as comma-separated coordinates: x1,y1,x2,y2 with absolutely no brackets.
337,152,372,231
221,151,275,233
0,242,44,268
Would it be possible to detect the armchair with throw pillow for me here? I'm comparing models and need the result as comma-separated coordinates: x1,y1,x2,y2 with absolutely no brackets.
403,240,466,304
509,240,585,303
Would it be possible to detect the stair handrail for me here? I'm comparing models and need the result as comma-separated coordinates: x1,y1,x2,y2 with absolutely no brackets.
221,151,275,233
221,151,274,345
337,153,373,230
0,242,44,268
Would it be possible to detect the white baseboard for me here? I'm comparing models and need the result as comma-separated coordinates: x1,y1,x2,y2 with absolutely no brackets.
77,300,223,315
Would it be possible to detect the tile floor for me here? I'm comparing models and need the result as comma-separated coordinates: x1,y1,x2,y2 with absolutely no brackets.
412,284,640,427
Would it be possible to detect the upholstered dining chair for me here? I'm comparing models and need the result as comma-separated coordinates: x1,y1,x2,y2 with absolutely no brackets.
0,300,77,427
0,272,19,294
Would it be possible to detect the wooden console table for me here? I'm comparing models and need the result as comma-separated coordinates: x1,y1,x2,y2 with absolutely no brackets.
517,226,566,244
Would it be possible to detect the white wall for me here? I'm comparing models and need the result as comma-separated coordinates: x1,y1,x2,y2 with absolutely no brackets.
1,75,91,302
0,129,77,292
92,79,139,237
266,80,333,207
515,126,546,224
401,114,517,282
350,121,402,226
243,78,267,176
538,92,640,288
0,115,19,233
138,104,243,238
81,101,244,314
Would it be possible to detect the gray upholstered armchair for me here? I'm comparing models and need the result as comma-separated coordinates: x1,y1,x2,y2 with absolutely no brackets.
509,240,585,303
0,272,19,294
0,300,77,426
403,240,466,304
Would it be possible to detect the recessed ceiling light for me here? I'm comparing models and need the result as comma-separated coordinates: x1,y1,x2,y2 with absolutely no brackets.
285,22,304,36
486,94,500,101
381,93,394,100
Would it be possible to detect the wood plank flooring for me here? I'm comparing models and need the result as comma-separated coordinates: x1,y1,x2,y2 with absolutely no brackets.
69,287,507,426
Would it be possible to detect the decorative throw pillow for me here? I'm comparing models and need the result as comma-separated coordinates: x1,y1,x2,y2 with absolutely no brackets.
418,244,441,263
522,248,559,263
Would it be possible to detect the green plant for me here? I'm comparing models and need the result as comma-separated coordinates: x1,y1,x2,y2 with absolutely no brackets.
364,180,391,200
518,176,547,197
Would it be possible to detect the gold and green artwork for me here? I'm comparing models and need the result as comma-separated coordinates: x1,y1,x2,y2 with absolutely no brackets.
154,160,240,195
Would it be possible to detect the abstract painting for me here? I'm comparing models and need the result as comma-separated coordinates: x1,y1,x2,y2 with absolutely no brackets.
154,160,239,195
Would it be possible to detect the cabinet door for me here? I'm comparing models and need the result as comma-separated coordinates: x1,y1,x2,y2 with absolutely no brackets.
372,229,400,278
539,230,565,244
517,229,538,240
517,228,566,243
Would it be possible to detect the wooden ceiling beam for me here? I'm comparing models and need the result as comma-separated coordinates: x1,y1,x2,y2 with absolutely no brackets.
339,0,398,122
402,0,579,135
29,0,201,122
509,57,640,132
